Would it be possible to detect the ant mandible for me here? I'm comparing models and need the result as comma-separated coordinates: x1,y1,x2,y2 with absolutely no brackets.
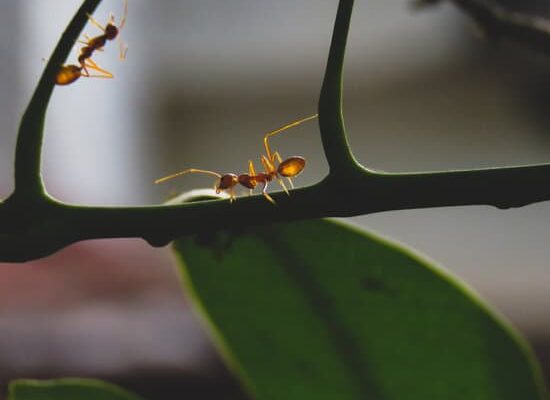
154,114,318,204
55,0,128,86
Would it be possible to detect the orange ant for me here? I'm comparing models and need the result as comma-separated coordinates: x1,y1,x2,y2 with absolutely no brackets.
55,0,128,86
155,114,318,204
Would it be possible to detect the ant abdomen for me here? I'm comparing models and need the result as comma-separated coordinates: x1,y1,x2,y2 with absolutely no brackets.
55,65,82,85
277,156,305,178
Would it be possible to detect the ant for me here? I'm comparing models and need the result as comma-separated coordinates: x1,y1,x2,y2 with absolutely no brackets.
55,0,128,86
154,114,318,204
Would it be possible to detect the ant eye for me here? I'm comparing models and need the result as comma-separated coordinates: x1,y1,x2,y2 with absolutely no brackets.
278,157,306,177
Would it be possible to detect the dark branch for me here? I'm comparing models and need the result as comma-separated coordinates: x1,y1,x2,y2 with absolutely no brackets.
2,163,550,262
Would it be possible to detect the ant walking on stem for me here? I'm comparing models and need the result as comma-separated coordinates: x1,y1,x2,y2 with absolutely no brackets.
55,0,128,86
155,114,318,204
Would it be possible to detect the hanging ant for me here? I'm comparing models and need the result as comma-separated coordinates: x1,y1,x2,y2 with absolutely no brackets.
55,0,128,86
154,114,318,204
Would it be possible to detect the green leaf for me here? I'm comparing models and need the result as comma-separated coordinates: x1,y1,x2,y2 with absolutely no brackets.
8,378,143,400
173,219,547,400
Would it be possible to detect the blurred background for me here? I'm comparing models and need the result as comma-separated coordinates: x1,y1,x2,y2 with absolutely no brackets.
1,0,550,398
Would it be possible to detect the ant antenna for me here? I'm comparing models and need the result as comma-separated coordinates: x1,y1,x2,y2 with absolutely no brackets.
119,0,128,30
118,0,129,59
154,168,221,184
263,114,318,160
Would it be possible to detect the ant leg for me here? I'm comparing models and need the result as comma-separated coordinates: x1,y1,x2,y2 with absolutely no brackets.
80,67,115,81
78,33,100,48
246,160,256,196
272,151,294,189
261,182,276,205
277,178,290,196
286,177,295,189
248,160,257,176
261,155,275,174
263,114,318,160
78,39,105,51
86,13,106,32
84,59,114,78
261,155,288,195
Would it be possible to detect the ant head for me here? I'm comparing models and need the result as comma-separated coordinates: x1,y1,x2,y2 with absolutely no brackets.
277,156,306,178
238,174,257,189
105,24,119,40
216,174,238,192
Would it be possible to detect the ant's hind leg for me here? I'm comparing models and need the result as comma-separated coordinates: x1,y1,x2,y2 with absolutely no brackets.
263,154,289,195
286,177,294,189
272,151,294,189
84,59,114,79
276,177,290,196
